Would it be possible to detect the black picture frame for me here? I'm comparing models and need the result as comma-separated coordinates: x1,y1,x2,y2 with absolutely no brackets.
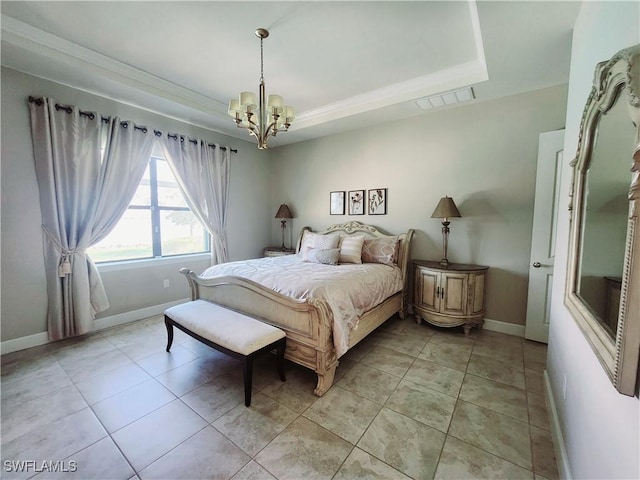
368,188,387,215
330,191,345,215
348,190,365,215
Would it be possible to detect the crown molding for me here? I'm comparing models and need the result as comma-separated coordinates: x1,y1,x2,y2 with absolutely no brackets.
1,3,487,136
1,14,228,117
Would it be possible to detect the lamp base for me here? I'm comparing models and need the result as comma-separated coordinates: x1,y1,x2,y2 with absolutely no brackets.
439,258,451,267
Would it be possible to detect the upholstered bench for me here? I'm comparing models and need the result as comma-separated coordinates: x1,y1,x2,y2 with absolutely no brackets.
164,300,286,406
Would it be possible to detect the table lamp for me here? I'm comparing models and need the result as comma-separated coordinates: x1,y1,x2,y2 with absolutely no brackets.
431,196,461,266
275,204,293,250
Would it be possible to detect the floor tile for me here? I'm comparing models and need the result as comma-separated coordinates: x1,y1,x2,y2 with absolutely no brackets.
403,357,465,397
1,384,87,445
435,435,534,479
360,346,415,377
334,447,412,480
180,373,245,422
231,461,276,480
135,345,199,377
118,332,168,361
60,348,134,383
531,425,559,480
449,400,532,470
92,379,176,433
260,365,320,413
459,374,529,421
139,426,249,479
525,368,545,395
1,362,74,410
385,379,456,433
467,352,526,389
111,400,207,471
31,437,134,480
376,331,427,357
335,362,400,404
419,340,473,372
154,357,227,397
255,416,353,480
524,341,548,372
51,334,118,366
213,392,298,456
357,407,445,479
1,408,107,479
74,362,152,405
303,386,381,444
528,392,551,431
472,335,524,366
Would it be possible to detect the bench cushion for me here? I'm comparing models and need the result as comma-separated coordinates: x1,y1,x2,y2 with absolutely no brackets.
165,300,285,356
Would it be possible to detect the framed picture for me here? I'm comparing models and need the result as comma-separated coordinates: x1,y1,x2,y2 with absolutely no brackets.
368,188,387,215
348,190,365,215
330,191,345,215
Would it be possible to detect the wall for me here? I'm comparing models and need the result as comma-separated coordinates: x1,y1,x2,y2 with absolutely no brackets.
546,1,639,479
269,85,567,327
1,67,271,343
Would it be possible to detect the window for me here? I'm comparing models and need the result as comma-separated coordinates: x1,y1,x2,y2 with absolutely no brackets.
88,156,209,263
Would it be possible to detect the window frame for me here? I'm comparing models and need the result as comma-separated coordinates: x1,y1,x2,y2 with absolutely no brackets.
91,155,210,264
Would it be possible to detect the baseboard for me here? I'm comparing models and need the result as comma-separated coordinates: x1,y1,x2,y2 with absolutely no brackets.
0,298,189,355
544,369,573,479
482,318,526,337
93,298,189,331
0,331,50,356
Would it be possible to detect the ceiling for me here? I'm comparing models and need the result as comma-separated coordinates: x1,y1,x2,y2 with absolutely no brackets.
1,1,581,148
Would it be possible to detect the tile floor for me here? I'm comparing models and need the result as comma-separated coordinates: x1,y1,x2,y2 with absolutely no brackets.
1,314,558,480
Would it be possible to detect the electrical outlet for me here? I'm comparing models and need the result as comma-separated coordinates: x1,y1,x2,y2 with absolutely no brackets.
163,279,170,288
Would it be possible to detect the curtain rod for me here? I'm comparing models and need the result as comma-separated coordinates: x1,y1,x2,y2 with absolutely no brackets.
28,96,238,153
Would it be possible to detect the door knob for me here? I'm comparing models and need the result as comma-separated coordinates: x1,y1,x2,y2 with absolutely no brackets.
533,262,542,268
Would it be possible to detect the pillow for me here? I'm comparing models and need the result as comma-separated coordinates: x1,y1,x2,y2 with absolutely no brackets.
299,231,340,252
302,246,340,265
338,235,365,264
362,236,399,266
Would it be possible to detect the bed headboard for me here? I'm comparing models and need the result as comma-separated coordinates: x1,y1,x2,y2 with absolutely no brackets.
295,220,415,292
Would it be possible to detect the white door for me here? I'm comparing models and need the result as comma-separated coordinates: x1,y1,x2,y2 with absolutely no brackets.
525,129,565,343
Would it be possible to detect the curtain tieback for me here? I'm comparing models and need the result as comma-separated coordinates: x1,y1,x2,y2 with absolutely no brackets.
41,225,86,277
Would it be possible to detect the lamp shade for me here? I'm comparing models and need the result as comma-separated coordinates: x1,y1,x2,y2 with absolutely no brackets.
431,196,461,219
275,204,293,219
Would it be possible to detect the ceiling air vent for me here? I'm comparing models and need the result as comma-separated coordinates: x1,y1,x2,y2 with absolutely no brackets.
415,87,475,110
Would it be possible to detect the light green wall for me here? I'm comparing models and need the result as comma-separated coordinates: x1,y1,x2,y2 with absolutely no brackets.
547,1,639,479
0,67,271,342
268,85,568,326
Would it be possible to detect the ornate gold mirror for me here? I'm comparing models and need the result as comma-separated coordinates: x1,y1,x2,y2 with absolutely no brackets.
565,44,640,396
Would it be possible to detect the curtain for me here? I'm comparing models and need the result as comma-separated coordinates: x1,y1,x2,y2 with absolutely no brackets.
160,135,230,265
28,97,154,340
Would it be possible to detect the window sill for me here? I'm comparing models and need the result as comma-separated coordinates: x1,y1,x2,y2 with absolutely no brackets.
95,253,210,273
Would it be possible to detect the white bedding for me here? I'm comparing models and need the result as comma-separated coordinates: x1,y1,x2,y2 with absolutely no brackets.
200,254,403,357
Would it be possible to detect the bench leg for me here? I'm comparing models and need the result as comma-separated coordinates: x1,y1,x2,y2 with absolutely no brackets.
243,358,253,407
276,338,286,382
164,316,174,352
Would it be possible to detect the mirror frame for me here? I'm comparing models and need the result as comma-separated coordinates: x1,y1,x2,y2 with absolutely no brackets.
565,44,640,396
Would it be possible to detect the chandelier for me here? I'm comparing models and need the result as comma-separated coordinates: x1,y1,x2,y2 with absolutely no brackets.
227,28,295,150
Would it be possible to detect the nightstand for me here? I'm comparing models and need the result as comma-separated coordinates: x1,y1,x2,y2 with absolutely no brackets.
263,247,296,257
413,260,488,335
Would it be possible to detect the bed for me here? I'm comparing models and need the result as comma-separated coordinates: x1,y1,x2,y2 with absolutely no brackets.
179,221,414,396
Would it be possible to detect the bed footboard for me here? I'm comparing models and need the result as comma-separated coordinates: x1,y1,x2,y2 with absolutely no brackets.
179,269,339,396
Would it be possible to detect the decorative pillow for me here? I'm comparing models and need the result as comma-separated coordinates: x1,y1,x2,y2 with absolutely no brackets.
362,236,399,266
300,231,340,252
338,235,365,264
302,246,340,265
